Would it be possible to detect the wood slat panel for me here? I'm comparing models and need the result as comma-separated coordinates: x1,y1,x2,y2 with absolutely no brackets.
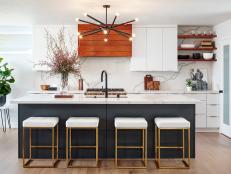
79,40,131,46
78,24,132,57
79,51,131,57
79,45,131,52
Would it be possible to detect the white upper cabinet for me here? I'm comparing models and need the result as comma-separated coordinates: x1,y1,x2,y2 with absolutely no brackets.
162,27,178,71
130,27,146,71
130,25,178,72
146,28,163,71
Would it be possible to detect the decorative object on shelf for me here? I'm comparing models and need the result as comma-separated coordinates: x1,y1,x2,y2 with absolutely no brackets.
180,44,195,48
189,69,208,91
203,53,214,60
199,39,214,49
192,53,201,59
0,57,15,132
178,55,190,59
75,4,138,42
38,28,81,93
185,79,192,92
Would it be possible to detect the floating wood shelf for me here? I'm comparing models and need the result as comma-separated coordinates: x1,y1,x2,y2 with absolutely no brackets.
178,34,217,39
178,47,217,51
178,58,217,62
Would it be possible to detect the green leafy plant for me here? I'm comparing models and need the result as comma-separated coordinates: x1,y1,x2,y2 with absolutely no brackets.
185,79,192,87
0,57,15,96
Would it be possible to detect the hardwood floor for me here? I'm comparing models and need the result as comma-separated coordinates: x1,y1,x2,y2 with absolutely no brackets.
0,129,231,174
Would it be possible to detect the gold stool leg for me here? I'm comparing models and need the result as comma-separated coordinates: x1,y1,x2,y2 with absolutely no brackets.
144,128,147,167
188,128,191,167
66,127,69,167
22,127,25,167
115,128,118,168
182,129,185,161
96,127,99,167
157,128,160,168
29,128,32,160
52,127,54,166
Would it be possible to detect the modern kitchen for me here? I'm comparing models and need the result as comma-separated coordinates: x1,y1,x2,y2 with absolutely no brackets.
0,0,231,174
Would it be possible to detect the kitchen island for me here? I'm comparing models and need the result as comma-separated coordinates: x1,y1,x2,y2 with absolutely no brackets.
13,94,199,159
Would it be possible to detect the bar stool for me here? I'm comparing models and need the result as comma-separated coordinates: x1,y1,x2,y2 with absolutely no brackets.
154,117,190,169
66,117,99,168
114,117,147,169
22,117,59,168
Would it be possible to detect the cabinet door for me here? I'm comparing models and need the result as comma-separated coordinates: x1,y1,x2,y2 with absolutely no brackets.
163,27,178,71
146,28,163,71
130,27,146,71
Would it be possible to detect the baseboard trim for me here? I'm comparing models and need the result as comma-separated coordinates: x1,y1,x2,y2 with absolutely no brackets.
196,128,219,132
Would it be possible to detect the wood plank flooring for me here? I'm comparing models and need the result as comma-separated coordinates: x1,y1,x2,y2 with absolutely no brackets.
0,129,231,174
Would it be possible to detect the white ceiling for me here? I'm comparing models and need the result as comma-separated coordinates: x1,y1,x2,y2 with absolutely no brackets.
1,0,231,26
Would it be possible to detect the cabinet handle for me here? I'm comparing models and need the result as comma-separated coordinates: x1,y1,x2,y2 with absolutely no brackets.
208,104,218,106
208,116,218,118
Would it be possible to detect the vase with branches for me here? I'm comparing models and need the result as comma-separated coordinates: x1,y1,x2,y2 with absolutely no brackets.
39,28,81,92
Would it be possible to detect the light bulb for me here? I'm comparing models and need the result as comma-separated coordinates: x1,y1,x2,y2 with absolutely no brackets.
84,12,88,16
135,18,139,22
129,37,133,41
75,18,79,22
103,30,108,34
115,12,120,17
77,32,80,36
132,33,136,37
104,38,108,42
79,35,83,39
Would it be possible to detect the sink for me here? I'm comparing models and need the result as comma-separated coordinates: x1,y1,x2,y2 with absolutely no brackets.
84,88,127,98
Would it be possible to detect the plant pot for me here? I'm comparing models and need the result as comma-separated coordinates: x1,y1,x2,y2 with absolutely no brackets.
0,95,6,107
186,86,192,92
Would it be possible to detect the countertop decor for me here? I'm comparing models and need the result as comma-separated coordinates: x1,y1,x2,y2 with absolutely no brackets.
38,28,81,92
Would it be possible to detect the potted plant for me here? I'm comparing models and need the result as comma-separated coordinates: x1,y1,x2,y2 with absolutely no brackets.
39,28,81,92
185,79,192,92
0,57,15,105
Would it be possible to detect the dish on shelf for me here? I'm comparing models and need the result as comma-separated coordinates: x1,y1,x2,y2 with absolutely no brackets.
180,44,195,48
203,53,214,60
40,84,50,90
178,55,190,59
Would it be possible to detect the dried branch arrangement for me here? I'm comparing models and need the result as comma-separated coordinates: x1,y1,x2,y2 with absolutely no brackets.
39,27,80,90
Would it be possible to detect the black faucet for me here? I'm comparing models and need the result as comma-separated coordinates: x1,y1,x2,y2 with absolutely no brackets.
101,70,108,98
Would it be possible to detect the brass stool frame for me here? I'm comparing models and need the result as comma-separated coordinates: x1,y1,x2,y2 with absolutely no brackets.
22,125,59,168
115,128,147,169
155,125,190,169
66,127,99,168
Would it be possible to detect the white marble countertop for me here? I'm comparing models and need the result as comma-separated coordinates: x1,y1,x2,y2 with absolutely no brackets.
12,93,200,104
28,90,219,94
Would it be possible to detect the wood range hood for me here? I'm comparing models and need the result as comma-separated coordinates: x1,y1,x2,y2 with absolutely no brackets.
78,24,132,57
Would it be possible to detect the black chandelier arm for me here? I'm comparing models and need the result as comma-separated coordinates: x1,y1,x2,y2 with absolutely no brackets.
112,19,136,29
86,14,106,27
105,15,117,38
80,28,102,36
82,28,103,37
113,29,130,38
111,28,131,36
79,19,102,28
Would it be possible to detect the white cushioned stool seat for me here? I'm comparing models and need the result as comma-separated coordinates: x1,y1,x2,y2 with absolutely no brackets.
23,117,59,128
155,117,190,129
114,117,147,129
66,117,99,128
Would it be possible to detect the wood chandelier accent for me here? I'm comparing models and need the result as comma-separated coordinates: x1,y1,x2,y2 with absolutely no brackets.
75,5,138,42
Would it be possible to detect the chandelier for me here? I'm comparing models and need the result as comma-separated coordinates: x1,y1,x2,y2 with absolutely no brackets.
76,5,138,42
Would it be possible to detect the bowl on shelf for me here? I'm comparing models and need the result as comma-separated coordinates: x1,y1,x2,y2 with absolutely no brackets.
203,53,214,60
180,44,195,48
40,84,50,91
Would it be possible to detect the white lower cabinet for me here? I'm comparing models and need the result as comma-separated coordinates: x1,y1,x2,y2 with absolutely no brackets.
196,114,207,128
184,93,220,129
